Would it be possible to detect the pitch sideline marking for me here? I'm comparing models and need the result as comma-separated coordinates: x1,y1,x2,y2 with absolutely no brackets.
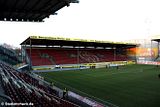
110,70,144,75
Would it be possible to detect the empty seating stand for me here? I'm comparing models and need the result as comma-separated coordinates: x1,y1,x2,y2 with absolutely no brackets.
26,48,128,66
0,62,79,107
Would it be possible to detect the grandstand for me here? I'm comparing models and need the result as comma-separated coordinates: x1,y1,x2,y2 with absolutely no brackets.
0,61,78,107
25,48,128,66
20,36,137,70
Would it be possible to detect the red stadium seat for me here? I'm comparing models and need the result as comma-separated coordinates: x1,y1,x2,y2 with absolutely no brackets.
26,48,128,66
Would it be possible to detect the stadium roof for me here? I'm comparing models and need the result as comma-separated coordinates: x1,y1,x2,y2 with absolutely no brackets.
151,39,160,42
0,0,79,22
20,36,138,48
151,35,160,42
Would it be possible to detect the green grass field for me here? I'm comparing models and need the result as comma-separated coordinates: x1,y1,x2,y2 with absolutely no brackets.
37,64,160,107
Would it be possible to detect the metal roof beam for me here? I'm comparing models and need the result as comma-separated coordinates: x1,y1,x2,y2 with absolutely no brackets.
34,1,66,20
38,0,53,11
28,0,41,10
9,0,19,18
21,0,31,10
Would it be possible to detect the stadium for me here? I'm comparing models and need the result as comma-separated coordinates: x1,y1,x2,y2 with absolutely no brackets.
0,0,160,107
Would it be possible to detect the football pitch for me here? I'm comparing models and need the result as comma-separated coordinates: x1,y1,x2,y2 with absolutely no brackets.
37,64,160,107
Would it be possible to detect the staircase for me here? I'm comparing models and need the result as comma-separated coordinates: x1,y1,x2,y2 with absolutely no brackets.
48,56,55,65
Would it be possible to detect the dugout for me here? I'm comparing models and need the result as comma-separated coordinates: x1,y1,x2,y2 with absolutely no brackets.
20,36,138,71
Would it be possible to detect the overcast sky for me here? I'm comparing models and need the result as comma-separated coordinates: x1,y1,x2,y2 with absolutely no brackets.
0,0,160,47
